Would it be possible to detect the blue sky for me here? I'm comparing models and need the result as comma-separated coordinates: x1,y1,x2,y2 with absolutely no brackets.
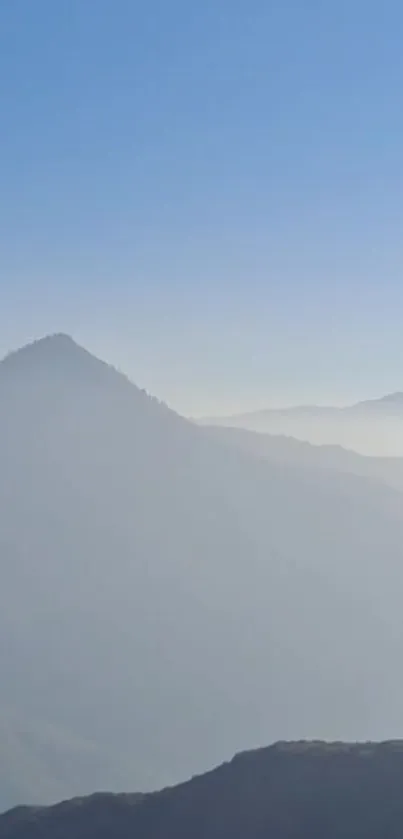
1,0,403,414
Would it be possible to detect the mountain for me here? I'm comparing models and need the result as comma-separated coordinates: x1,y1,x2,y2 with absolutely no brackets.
204,425,403,493
202,392,403,422
199,394,403,455
3,741,403,838
3,335,403,807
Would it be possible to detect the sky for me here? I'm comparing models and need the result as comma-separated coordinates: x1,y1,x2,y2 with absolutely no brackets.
1,0,403,415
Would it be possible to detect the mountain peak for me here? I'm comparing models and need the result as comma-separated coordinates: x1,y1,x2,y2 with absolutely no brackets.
0,334,177,422
0,334,117,387
2,333,83,364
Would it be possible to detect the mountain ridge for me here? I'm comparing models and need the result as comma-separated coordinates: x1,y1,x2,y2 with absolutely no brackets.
1,334,141,394
205,425,403,492
3,335,403,807
3,741,403,838
198,391,403,456
199,390,403,423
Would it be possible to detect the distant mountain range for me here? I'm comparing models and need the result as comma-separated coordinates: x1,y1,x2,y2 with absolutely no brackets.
199,393,403,455
3,741,403,838
2,335,403,809
202,391,403,420
205,425,403,493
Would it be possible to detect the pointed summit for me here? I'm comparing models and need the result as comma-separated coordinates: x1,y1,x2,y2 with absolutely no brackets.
0,333,178,425
0,333,143,406
3,333,87,364
0,334,114,383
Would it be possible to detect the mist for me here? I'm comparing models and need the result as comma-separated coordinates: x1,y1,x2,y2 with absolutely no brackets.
200,402,403,457
2,335,403,811
3,0,403,833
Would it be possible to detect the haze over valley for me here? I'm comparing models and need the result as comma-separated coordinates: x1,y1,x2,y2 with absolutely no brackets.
3,0,403,834
199,394,403,457
2,334,403,813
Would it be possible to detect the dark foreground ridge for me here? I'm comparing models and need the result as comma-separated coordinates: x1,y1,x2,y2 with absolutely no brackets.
3,741,403,838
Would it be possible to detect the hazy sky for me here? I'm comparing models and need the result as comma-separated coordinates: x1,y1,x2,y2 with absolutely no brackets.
1,0,403,415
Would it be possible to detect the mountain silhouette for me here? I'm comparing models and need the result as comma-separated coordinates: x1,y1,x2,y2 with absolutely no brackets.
205,425,403,492
201,391,403,422
3,741,403,838
2,336,403,808
200,392,403,455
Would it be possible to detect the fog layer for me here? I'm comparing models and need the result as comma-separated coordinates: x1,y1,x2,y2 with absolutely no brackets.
2,335,403,808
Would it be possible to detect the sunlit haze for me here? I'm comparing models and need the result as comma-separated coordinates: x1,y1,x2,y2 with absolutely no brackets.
3,4,403,835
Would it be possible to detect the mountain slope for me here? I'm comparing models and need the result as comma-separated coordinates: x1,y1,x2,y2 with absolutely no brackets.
201,391,403,423
3,741,403,838
2,336,403,807
200,393,403,455
205,425,403,492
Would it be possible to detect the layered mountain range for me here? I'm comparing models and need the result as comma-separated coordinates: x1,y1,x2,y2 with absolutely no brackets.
2,334,403,809
200,392,403,455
